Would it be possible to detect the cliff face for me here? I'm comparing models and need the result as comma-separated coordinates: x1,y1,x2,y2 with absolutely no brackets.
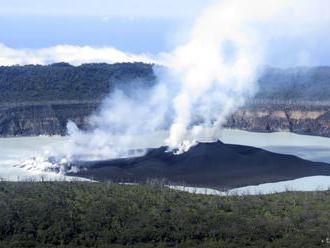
1,100,330,137
0,101,97,136
226,66,330,136
1,64,330,137
226,100,330,137
0,62,154,136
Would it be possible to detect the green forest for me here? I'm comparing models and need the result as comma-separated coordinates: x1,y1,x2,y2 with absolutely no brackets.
1,63,330,105
0,63,155,103
0,181,330,247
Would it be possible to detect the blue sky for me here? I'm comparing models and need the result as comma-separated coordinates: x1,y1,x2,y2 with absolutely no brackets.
0,16,177,53
0,0,215,54
0,0,215,18
0,0,329,66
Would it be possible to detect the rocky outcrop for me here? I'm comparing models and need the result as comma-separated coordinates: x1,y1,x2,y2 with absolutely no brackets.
1,99,330,138
225,100,330,137
1,64,330,137
0,101,98,136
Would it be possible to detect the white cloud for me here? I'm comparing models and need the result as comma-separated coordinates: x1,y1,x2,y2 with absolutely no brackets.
0,44,157,66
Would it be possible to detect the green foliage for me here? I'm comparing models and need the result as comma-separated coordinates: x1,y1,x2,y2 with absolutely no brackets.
1,63,330,105
0,182,330,247
0,63,155,103
256,66,330,101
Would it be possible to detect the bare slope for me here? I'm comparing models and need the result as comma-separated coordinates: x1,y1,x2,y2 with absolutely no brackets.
70,141,330,188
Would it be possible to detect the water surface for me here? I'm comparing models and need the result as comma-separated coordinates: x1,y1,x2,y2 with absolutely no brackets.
1,130,330,180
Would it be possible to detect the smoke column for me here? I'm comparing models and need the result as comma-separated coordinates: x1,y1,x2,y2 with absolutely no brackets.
65,0,330,160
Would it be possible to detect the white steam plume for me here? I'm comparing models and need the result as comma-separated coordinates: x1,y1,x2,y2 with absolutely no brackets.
64,0,330,160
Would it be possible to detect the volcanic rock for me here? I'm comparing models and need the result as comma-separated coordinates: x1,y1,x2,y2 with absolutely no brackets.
69,141,330,189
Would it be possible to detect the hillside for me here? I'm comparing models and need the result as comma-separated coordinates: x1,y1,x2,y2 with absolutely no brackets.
1,63,330,136
1,182,330,248
1,64,329,103
0,62,154,136
0,62,155,103
256,66,330,101
70,141,330,188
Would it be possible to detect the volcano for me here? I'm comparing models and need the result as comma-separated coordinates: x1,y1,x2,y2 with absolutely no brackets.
69,141,330,189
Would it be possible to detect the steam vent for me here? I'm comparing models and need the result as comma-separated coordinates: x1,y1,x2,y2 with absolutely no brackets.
69,141,330,188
